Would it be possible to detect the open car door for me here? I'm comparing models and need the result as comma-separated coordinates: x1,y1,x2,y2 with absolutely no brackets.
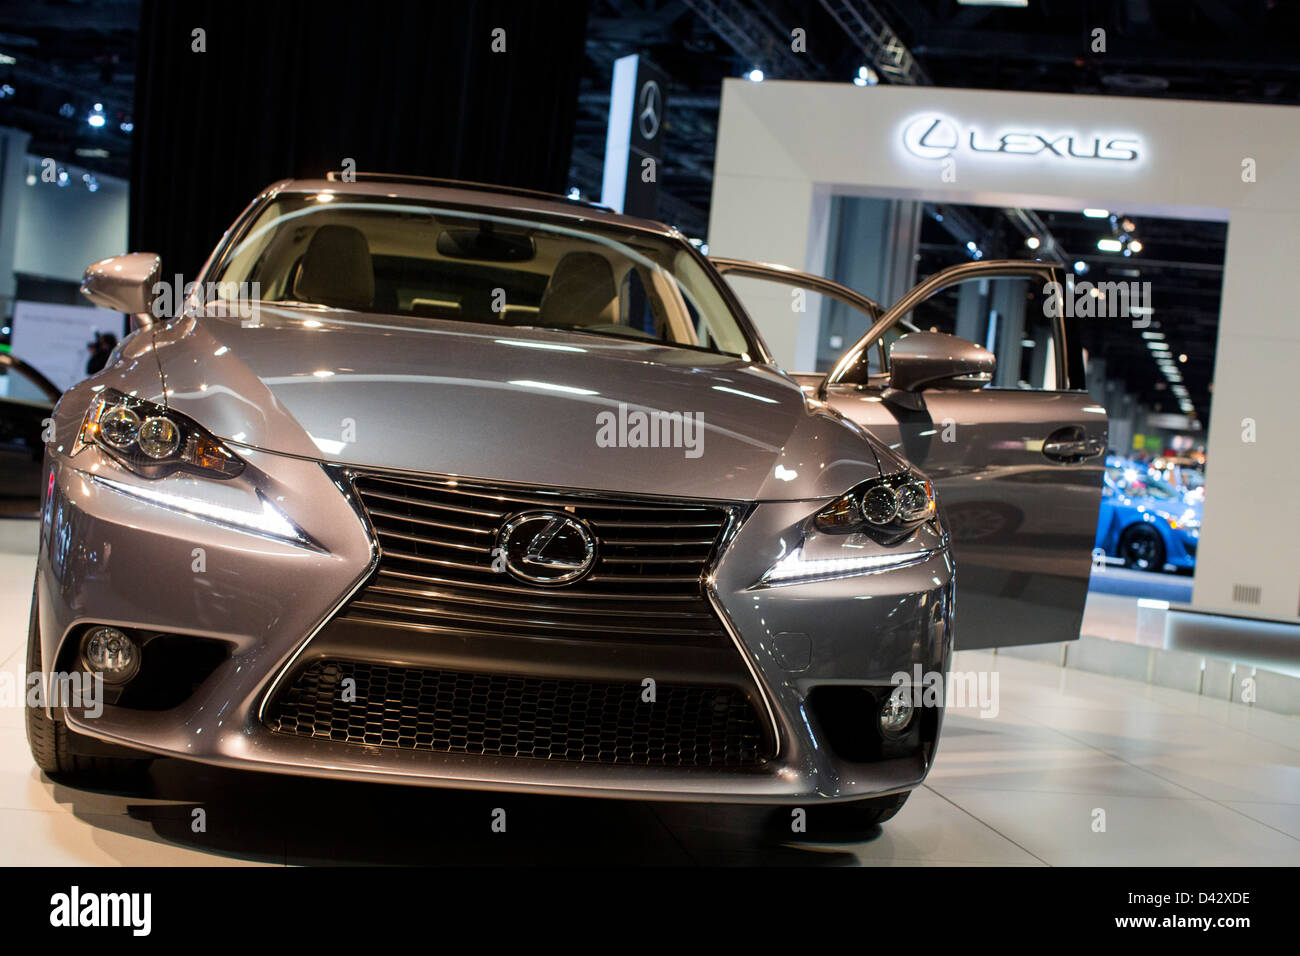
715,258,1108,649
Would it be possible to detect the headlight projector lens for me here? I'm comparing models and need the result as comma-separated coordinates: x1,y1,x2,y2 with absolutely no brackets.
896,481,933,521
80,626,141,683
137,416,181,459
879,687,915,737
98,405,140,449
860,484,899,525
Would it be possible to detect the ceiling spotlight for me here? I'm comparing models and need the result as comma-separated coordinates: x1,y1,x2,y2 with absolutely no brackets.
1128,239,1143,253
87,103,106,128
1097,238,1123,252
1073,260,1089,274
1025,236,1041,250
567,187,580,200
747,68,765,83
120,121,134,133
1083,208,1110,218
1178,353,1188,363
1121,218,1136,232
853,65,878,86
58,102,74,118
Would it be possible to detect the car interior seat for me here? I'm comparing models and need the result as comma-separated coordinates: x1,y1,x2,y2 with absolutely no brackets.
292,224,376,312
535,251,619,329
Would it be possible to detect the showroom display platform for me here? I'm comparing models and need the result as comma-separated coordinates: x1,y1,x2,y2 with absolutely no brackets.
1,549,1295,866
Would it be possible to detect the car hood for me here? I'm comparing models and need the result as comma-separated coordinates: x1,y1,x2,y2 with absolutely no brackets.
151,306,887,501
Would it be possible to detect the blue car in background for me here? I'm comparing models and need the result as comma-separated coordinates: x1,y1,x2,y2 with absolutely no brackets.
1095,458,1201,572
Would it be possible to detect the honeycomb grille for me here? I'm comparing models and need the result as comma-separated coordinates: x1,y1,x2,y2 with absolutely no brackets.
267,660,767,767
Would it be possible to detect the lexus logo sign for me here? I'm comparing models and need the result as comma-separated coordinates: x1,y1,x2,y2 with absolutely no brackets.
902,116,960,160
497,511,597,585
901,114,1140,163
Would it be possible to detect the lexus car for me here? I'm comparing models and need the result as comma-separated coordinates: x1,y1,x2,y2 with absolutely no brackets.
26,174,1106,832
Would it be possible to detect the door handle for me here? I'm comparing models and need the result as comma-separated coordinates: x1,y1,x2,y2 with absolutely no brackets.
1042,428,1104,463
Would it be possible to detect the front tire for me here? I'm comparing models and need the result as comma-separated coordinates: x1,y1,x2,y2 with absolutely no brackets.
24,578,152,780
1120,524,1166,571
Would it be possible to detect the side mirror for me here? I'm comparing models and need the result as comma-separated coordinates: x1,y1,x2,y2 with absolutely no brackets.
81,253,162,321
888,332,995,392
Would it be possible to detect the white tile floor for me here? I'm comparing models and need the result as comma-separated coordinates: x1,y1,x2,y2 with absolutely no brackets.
1,548,1297,865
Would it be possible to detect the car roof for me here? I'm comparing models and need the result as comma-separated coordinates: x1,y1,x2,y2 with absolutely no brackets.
263,175,679,237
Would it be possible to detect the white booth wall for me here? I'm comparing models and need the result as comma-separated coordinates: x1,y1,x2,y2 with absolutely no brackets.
708,80,1300,624
14,161,129,283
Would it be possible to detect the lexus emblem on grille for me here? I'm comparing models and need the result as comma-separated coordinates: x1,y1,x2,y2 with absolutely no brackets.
497,511,597,585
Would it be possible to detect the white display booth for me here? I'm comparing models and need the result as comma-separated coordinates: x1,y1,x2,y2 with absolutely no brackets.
708,80,1300,624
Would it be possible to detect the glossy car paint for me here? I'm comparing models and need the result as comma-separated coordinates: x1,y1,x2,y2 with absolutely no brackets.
712,261,1107,649
35,178,965,803
1094,464,1200,571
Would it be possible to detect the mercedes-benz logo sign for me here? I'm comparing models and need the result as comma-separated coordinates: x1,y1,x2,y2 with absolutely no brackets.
638,80,661,140
497,511,597,586
902,115,958,160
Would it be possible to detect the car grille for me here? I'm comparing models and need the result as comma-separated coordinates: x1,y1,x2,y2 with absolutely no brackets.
341,470,736,644
267,659,767,767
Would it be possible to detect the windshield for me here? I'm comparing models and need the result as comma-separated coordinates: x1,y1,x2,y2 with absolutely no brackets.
1106,466,1178,500
209,193,756,359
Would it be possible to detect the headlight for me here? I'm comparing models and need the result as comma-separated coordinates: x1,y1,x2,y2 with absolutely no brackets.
77,388,244,479
814,472,936,543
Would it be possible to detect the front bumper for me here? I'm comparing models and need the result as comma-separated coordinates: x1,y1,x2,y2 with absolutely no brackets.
38,446,953,804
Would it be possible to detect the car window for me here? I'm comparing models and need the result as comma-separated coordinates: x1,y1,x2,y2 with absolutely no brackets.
883,275,1060,390
1106,465,1177,500
210,194,758,360
0,359,56,404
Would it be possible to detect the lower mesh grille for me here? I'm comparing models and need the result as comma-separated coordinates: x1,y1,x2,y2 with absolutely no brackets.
267,660,767,767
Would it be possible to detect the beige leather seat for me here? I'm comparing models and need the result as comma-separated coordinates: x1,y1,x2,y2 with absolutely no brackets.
292,225,375,311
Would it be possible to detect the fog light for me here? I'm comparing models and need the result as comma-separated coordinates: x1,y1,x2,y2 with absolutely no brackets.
81,627,140,684
879,688,914,737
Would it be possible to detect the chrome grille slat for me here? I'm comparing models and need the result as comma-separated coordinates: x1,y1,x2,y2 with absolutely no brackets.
589,519,722,529
586,573,703,584
372,569,703,602
366,507,494,536
375,528,489,554
598,555,705,565
363,475,720,514
380,549,492,572
344,472,736,642
364,582,717,619
598,536,718,546
348,597,725,638
359,488,503,519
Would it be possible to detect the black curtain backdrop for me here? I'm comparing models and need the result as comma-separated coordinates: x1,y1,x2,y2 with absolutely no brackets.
130,0,590,279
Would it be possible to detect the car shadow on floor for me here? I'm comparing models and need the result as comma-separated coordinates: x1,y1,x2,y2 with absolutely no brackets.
46,759,873,865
